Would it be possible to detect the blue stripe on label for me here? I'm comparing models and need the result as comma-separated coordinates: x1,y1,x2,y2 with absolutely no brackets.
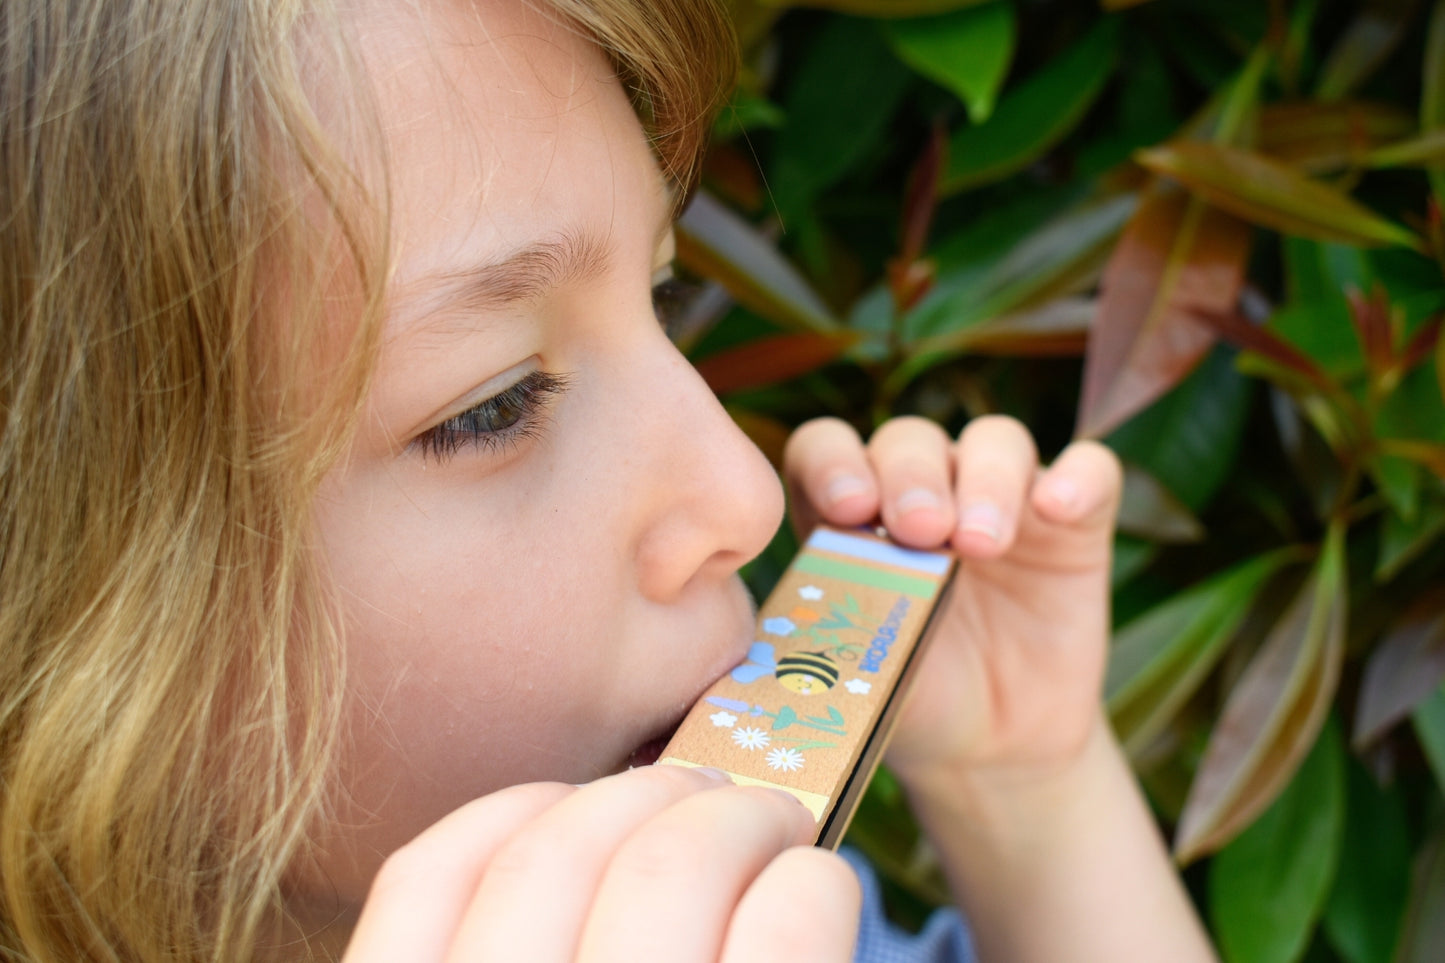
806,528,952,576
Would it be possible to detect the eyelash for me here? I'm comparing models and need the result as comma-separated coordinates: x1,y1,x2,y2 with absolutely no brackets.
415,370,571,463
651,266,692,340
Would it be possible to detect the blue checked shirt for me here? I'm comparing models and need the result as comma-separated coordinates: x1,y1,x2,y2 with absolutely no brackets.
841,848,977,963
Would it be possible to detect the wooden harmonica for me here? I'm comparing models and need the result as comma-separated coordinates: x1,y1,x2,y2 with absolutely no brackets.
658,526,956,848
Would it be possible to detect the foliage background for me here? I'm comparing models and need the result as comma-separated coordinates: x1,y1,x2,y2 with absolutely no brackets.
671,0,1445,960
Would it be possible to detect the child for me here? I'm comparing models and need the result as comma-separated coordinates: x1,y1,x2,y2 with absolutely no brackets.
0,0,1218,959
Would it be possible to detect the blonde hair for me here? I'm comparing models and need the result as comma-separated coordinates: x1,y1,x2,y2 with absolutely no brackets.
0,0,734,959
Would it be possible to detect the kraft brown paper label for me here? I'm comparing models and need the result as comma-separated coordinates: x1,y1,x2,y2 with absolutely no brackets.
659,526,955,846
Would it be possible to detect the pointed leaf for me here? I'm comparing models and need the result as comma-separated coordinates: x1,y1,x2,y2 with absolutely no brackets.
940,18,1119,194
1353,594,1445,747
695,331,861,396
1136,142,1424,250
1138,140,1421,251
1395,830,1445,963
885,2,1015,122
1077,187,1252,438
908,192,1136,341
1323,759,1411,963
1377,492,1445,581
1379,438,1445,478
1366,128,1445,169
1107,550,1299,759
1174,524,1347,864
1210,718,1344,963
1315,0,1421,102
675,191,840,334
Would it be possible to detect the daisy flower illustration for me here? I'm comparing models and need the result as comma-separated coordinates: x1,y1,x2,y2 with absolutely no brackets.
766,747,804,772
732,727,770,751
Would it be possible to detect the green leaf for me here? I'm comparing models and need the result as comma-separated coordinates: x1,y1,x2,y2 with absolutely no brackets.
940,17,1119,193
1107,550,1298,759
885,2,1015,122
1377,491,1445,581
1323,758,1411,963
1175,524,1348,863
1115,465,1205,543
1106,346,1254,512
1136,142,1424,250
675,191,840,334
1210,717,1344,963
770,17,911,221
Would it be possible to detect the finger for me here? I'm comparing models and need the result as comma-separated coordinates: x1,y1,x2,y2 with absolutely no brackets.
448,765,735,962
782,417,879,533
865,416,956,547
343,782,574,963
721,847,861,963
952,415,1039,558
576,786,817,962
1032,439,1123,529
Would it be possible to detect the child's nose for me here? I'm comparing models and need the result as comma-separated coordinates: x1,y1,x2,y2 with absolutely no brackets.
628,338,784,603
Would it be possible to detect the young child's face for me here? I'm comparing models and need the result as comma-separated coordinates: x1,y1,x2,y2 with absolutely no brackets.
305,0,783,902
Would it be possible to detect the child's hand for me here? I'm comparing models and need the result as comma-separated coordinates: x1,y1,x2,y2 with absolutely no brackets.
342,765,859,962
782,415,1121,788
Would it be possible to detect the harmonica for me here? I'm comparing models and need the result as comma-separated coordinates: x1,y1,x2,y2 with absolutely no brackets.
658,526,956,848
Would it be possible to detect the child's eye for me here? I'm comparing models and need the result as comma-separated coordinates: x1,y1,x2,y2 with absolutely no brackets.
414,370,571,463
651,263,693,340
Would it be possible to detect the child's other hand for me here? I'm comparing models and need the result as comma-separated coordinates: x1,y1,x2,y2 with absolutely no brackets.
783,415,1121,788
342,765,859,962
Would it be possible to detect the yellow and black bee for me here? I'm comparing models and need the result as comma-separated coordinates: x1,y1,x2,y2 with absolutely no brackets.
731,643,839,696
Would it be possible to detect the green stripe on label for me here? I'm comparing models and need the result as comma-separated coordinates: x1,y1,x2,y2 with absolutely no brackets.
795,554,939,598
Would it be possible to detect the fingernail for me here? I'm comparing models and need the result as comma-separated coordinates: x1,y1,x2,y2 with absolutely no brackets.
1044,478,1080,511
825,474,870,506
693,767,733,782
895,487,943,515
958,501,1003,541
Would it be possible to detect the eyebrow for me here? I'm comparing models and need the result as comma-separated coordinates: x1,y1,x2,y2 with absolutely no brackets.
401,227,616,328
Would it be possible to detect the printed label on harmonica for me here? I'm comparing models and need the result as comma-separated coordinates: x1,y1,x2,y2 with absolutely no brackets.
658,525,956,848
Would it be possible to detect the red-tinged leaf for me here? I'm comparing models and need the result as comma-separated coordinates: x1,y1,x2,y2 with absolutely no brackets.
898,122,947,267
695,331,860,396
1378,438,1445,478
1402,312,1443,371
1315,0,1422,103
1353,594,1445,747
726,407,791,469
1136,141,1424,250
1076,187,1252,438
675,190,841,334
1347,284,1395,377
1174,523,1347,864
1187,308,1336,393
1259,100,1415,173
886,258,936,316
1395,830,1445,963
1116,465,1205,543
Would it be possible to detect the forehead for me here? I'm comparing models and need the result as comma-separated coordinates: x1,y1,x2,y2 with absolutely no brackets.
348,0,667,291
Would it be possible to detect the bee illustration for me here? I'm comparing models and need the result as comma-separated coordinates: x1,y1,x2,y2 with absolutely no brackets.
730,642,840,695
